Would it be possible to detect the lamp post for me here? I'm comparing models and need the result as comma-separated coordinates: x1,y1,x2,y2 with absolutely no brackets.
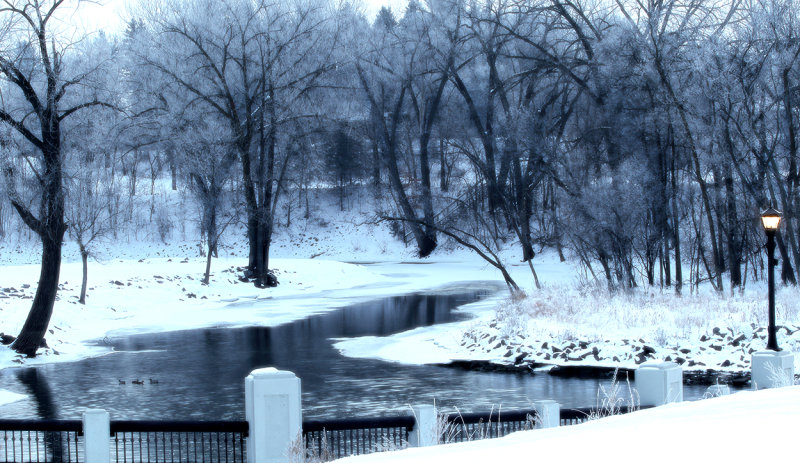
760,207,782,351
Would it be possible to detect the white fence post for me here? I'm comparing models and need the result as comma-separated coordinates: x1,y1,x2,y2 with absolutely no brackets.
751,350,795,389
245,368,302,463
636,362,683,406
408,404,437,447
82,409,110,463
533,400,560,428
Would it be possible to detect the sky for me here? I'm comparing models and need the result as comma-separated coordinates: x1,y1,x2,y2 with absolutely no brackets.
74,0,410,34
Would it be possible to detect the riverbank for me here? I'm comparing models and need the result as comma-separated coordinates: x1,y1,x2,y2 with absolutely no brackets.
334,284,800,386
0,247,544,409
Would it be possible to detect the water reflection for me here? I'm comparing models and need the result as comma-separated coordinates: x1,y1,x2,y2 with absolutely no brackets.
0,287,709,420
16,369,64,461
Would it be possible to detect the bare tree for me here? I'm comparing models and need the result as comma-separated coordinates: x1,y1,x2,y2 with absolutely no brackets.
139,0,337,287
0,0,115,356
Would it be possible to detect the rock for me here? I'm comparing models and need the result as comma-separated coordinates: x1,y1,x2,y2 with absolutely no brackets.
720,360,732,367
578,341,589,349
612,356,620,362
712,327,722,336
710,345,722,351
642,345,656,355
0,333,15,345
551,346,563,353
700,335,709,342
731,334,746,347
503,350,513,358
541,342,548,349
665,355,672,361
514,353,528,365
112,280,124,286
674,357,686,365
544,353,551,360
679,348,691,354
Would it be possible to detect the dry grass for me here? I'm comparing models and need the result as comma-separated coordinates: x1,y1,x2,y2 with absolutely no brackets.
493,283,800,346
587,369,639,420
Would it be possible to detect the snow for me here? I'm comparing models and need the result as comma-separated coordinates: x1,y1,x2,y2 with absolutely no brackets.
339,386,800,462
335,277,800,376
0,257,517,371
1,184,798,414
0,389,25,406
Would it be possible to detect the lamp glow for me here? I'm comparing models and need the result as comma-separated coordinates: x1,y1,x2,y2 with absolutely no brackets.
761,207,782,231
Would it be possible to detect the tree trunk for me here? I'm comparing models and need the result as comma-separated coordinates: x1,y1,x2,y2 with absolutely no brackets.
725,167,742,289
670,126,682,295
79,246,88,305
776,234,797,285
439,138,448,192
12,236,62,356
204,240,213,285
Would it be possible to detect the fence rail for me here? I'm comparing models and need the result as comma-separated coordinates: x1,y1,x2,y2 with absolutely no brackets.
109,421,248,463
442,409,537,443
302,416,415,461
0,406,649,463
0,420,83,463
0,406,651,463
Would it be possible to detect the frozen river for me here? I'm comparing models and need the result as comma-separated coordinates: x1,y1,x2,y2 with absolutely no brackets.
0,285,711,420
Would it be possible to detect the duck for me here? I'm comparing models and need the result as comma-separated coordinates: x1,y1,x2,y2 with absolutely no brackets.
131,379,144,385
149,378,158,384
118,379,126,385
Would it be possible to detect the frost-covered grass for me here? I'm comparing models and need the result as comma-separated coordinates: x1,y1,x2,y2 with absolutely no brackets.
457,282,800,372
336,278,800,374
494,283,800,346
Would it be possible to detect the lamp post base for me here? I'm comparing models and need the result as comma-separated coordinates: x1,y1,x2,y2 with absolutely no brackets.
751,350,795,390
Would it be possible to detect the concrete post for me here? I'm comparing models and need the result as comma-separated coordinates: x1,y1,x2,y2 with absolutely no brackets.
533,400,560,428
636,362,683,406
408,404,437,447
245,368,302,463
82,409,110,463
705,384,730,398
751,350,795,389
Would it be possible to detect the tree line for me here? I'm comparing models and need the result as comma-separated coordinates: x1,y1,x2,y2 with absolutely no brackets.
1,0,799,355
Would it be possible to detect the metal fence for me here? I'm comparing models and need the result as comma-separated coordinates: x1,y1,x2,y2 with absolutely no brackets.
109,421,248,463
301,416,415,461
441,409,538,443
0,419,83,463
0,405,647,462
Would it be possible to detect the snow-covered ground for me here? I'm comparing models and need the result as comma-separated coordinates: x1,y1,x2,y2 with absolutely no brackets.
1,185,798,408
335,281,800,376
338,385,800,462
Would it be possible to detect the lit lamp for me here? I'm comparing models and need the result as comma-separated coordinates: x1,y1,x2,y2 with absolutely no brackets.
760,207,781,351
751,207,793,390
